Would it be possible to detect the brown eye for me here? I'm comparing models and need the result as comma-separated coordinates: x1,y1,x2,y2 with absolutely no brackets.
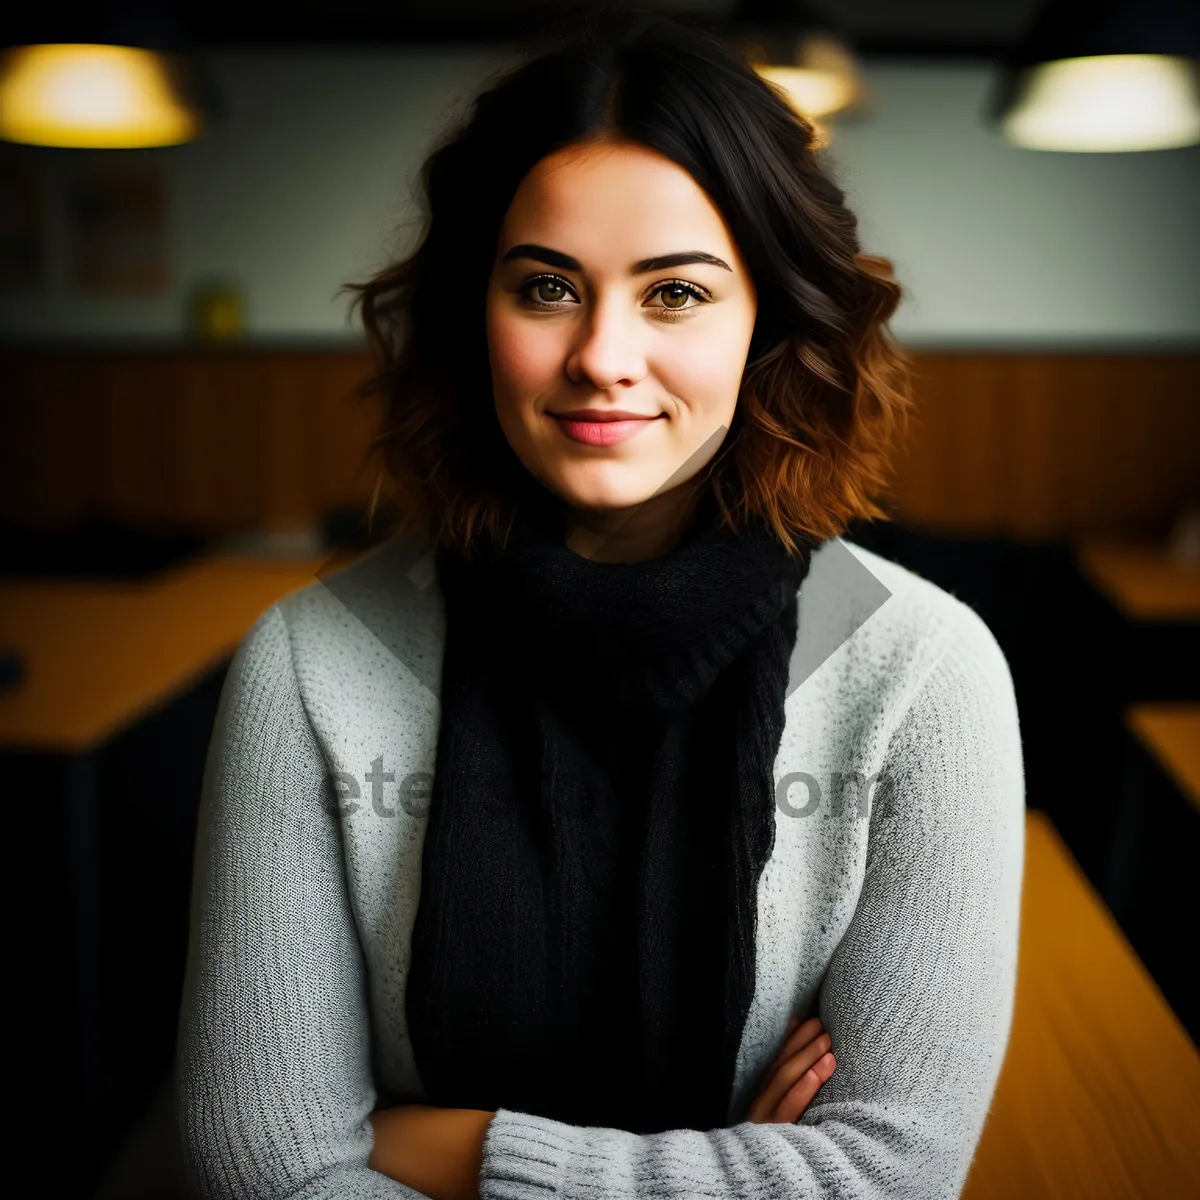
535,279,568,303
660,284,692,310
520,276,575,307
646,280,708,321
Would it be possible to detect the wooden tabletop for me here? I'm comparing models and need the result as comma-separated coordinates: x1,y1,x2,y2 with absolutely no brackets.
7,553,1199,1194
1077,539,1200,621
0,553,349,753
1125,704,1200,815
963,809,1200,1198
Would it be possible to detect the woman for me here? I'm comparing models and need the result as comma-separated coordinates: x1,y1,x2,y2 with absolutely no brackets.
175,10,1024,1200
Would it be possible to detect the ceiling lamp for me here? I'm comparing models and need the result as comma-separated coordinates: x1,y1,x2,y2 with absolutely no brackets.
0,14,217,149
989,0,1200,152
729,0,867,142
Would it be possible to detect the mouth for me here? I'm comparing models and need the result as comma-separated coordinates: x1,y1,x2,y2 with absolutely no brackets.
549,409,666,447
549,409,664,422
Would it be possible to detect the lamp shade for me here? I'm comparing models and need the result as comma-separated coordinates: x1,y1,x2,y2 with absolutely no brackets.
988,0,1200,151
728,0,866,146
0,13,219,148
751,31,865,120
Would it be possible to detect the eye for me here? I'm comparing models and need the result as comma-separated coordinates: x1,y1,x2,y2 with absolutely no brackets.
518,275,578,308
648,281,709,320
515,274,711,322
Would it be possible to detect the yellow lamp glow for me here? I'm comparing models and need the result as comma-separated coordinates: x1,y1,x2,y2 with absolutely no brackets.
755,65,856,119
0,43,201,148
750,32,865,121
1000,54,1200,152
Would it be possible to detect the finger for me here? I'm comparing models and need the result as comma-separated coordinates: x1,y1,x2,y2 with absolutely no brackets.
781,1016,823,1057
752,1031,833,1121
765,1017,825,1076
748,1030,831,1122
773,1052,836,1124
747,1018,827,1123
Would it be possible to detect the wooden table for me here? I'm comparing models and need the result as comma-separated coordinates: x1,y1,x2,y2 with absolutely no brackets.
1076,539,1200,622
963,809,1200,1198
1125,704,1200,816
0,550,347,1193
0,552,341,752
97,807,1200,1199
9,559,1197,1196
1100,703,1200,1059
1070,539,1199,884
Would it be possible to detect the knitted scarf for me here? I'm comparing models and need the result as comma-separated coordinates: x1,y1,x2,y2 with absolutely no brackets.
404,490,814,1134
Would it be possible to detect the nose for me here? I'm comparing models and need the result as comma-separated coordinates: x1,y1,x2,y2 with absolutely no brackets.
565,293,648,391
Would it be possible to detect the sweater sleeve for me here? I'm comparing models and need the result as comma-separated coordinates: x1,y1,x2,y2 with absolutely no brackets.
174,603,425,1200
476,612,1026,1199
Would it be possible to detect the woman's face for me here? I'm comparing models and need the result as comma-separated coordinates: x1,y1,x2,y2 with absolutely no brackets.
486,139,758,525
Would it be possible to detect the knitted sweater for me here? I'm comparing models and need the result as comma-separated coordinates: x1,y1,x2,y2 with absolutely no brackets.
174,533,1025,1200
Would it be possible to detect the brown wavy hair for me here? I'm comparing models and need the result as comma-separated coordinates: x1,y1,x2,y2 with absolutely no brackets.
341,3,914,560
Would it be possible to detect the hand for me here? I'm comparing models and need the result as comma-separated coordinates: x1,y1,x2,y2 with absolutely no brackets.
369,1103,494,1200
746,1015,837,1124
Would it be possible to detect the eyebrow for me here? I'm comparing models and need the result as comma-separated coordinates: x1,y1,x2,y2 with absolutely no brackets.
500,243,733,274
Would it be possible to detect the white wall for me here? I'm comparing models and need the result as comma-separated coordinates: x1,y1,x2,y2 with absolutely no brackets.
1,48,1196,347
826,62,1200,347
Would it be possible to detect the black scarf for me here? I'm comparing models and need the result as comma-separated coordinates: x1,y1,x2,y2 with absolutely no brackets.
405,491,814,1134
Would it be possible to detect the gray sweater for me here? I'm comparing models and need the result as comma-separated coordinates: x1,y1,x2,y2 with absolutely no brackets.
174,534,1025,1199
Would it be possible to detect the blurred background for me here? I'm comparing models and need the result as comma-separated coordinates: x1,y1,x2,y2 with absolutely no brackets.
1,1,1197,1196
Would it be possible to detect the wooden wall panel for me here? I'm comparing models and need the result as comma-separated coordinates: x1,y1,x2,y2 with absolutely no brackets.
0,351,386,534
1,348,1196,539
888,353,1199,539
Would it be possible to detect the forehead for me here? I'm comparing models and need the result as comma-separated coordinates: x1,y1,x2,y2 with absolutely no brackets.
499,141,738,265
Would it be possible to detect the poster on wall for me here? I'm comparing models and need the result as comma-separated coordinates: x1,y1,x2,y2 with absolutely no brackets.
67,164,169,292
0,157,45,291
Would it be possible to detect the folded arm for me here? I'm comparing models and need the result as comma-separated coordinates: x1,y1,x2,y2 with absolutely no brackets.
477,620,1026,1199
174,603,425,1200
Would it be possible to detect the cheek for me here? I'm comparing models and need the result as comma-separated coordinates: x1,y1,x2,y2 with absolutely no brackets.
487,307,560,397
661,322,752,411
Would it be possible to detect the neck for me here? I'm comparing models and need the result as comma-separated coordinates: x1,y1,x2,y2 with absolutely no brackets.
563,482,707,564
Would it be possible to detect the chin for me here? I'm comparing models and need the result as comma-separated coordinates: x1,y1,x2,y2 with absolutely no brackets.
541,462,663,514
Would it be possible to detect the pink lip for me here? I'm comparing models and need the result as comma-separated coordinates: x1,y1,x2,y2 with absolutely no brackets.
551,413,665,446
